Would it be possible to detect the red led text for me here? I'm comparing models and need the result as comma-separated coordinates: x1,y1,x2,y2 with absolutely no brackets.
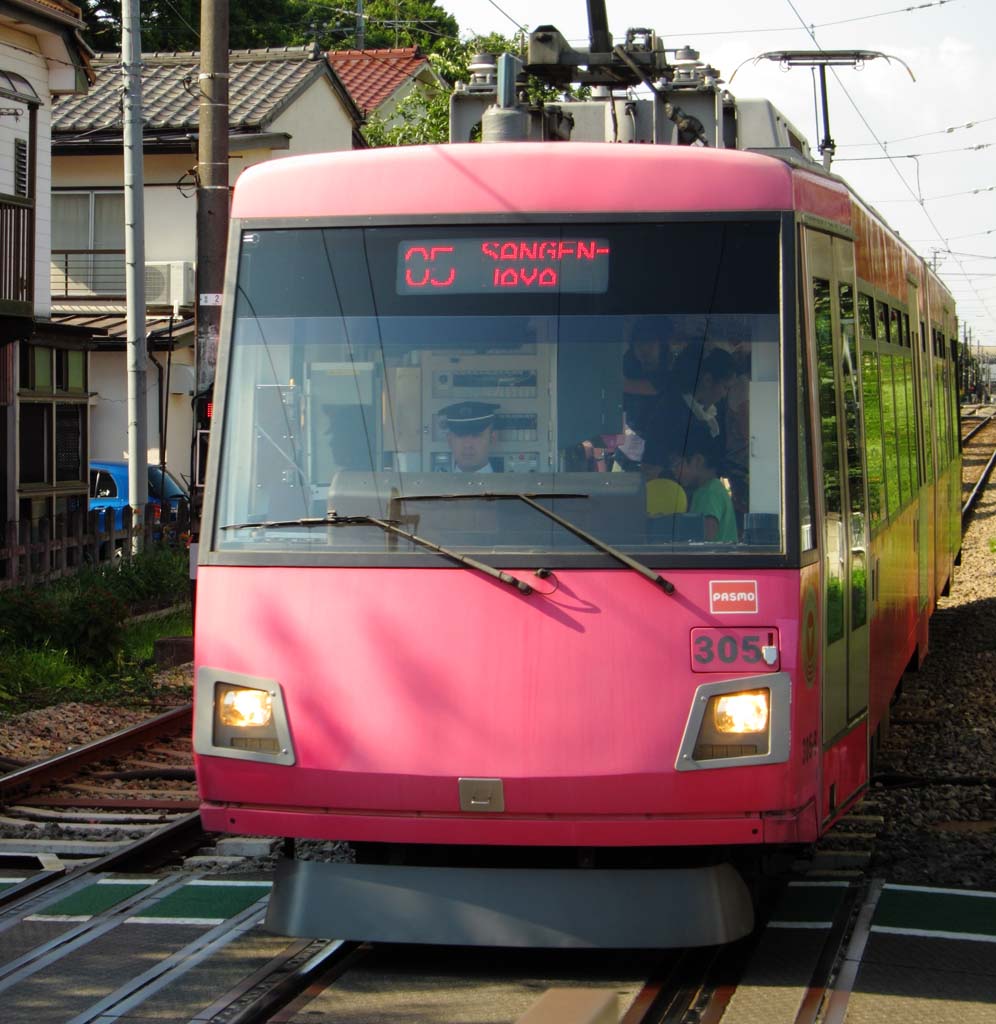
403,245,456,288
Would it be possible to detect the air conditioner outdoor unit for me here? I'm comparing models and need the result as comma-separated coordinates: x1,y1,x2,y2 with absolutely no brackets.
144,260,195,307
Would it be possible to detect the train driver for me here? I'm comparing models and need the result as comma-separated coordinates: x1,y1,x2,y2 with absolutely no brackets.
440,401,500,473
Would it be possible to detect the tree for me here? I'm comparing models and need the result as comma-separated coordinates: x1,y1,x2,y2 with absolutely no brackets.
79,1,318,53
362,33,588,148
300,0,459,53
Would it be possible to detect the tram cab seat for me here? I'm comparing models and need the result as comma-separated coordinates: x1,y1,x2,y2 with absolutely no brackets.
647,513,706,543
742,512,780,546
326,471,648,547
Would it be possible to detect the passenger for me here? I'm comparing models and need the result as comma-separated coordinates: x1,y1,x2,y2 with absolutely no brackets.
669,424,738,543
439,401,500,473
622,323,672,437
639,346,737,479
617,322,684,467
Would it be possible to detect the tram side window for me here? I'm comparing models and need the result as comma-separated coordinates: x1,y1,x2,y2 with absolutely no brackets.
799,328,816,551
861,349,885,528
949,337,960,456
858,293,884,528
813,279,844,643
839,283,867,628
880,353,902,516
921,322,934,485
900,356,918,492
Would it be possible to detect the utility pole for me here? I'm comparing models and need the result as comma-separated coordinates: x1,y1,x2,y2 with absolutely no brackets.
121,0,148,545
356,0,364,49
192,0,229,600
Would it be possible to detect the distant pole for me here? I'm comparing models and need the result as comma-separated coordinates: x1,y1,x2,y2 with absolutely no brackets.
356,0,364,49
121,0,148,546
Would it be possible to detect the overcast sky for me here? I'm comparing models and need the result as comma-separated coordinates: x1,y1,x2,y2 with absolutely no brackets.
447,0,996,351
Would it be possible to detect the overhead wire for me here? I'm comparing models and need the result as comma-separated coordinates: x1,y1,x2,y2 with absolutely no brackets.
781,0,996,340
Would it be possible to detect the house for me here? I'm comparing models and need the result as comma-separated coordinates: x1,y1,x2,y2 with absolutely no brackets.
0,0,93,528
327,46,441,129
49,44,363,491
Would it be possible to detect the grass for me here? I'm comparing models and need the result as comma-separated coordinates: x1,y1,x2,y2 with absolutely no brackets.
0,548,193,714
121,608,193,664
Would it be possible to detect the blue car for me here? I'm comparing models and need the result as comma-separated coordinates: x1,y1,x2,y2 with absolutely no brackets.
89,459,189,533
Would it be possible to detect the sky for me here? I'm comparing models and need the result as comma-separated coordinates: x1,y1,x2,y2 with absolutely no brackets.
444,0,996,353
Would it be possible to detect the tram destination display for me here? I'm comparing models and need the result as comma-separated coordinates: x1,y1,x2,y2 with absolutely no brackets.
397,237,611,294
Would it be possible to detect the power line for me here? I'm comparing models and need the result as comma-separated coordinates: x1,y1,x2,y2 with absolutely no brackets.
780,0,996,335
837,114,996,148
836,141,996,161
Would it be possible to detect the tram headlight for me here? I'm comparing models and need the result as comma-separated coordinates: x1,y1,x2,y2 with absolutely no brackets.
714,690,769,734
676,674,789,770
195,670,295,765
219,686,273,728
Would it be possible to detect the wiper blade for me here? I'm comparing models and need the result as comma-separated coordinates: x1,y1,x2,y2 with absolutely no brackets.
400,492,676,594
221,513,533,595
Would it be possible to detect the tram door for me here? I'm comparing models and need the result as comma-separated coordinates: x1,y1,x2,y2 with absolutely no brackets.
803,228,871,768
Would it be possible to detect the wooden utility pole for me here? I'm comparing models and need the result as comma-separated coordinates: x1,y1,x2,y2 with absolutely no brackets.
192,0,229,598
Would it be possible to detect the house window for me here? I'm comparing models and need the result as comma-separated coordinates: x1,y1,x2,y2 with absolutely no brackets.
20,344,53,392
51,191,125,297
56,406,84,481
56,350,87,392
19,403,51,484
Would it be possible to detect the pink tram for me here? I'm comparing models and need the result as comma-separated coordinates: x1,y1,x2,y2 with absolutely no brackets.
192,28,961,948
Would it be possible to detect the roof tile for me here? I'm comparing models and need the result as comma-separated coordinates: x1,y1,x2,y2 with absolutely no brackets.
52,47,353,135
327,46,433,115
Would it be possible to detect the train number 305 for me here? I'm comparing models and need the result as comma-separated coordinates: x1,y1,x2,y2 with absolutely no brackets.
690,629,780,673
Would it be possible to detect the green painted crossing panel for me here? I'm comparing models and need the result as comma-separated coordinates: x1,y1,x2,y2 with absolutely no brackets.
35,880,152,917
768,882,849,926
131,883,270,920
875,886,996,937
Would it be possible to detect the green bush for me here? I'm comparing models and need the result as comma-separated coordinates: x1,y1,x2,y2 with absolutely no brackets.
0,547,192,712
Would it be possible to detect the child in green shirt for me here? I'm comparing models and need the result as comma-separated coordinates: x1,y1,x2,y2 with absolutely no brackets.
669,425,738,543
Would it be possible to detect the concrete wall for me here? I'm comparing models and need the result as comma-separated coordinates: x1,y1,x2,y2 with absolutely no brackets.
90,343,196,486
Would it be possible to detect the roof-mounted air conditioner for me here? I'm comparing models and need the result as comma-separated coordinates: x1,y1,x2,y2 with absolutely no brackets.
144,260,195,307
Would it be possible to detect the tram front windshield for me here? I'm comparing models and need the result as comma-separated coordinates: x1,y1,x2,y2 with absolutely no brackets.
213,221,783,559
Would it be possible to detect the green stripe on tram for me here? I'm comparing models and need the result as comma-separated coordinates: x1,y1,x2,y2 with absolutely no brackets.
874,885,996,939
130,882,271,920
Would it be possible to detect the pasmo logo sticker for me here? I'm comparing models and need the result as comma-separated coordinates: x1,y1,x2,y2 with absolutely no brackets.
709,580,758,614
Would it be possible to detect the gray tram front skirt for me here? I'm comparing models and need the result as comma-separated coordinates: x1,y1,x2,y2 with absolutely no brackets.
264,858,754,948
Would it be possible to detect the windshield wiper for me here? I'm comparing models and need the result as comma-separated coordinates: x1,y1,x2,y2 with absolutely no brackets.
220,513,533,595
401,492,675,594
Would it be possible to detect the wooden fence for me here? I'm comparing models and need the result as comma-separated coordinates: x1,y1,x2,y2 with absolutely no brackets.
0,505,191,589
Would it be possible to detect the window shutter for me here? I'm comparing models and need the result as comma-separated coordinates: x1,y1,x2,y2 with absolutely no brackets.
14,138,29,197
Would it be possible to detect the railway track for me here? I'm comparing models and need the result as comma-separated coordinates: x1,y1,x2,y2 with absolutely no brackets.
960,408,996,524
1,414,994,1021
0,704,203,892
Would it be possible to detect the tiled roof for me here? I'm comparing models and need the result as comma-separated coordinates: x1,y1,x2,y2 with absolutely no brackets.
327,46,434,115
5,0,84,28
52,46,359,136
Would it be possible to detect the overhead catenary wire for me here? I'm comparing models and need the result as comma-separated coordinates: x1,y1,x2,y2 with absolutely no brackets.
779,0,996,341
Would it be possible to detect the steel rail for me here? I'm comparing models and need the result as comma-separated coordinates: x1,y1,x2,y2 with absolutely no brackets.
0,703,192,803
961,444,996,525
961,409,996,444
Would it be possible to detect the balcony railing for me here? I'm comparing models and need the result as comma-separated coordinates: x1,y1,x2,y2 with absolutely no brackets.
50,248,127,300
0,193,34,314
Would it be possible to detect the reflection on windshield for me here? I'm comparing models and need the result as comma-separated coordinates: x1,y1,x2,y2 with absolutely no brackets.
213,223,784,558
